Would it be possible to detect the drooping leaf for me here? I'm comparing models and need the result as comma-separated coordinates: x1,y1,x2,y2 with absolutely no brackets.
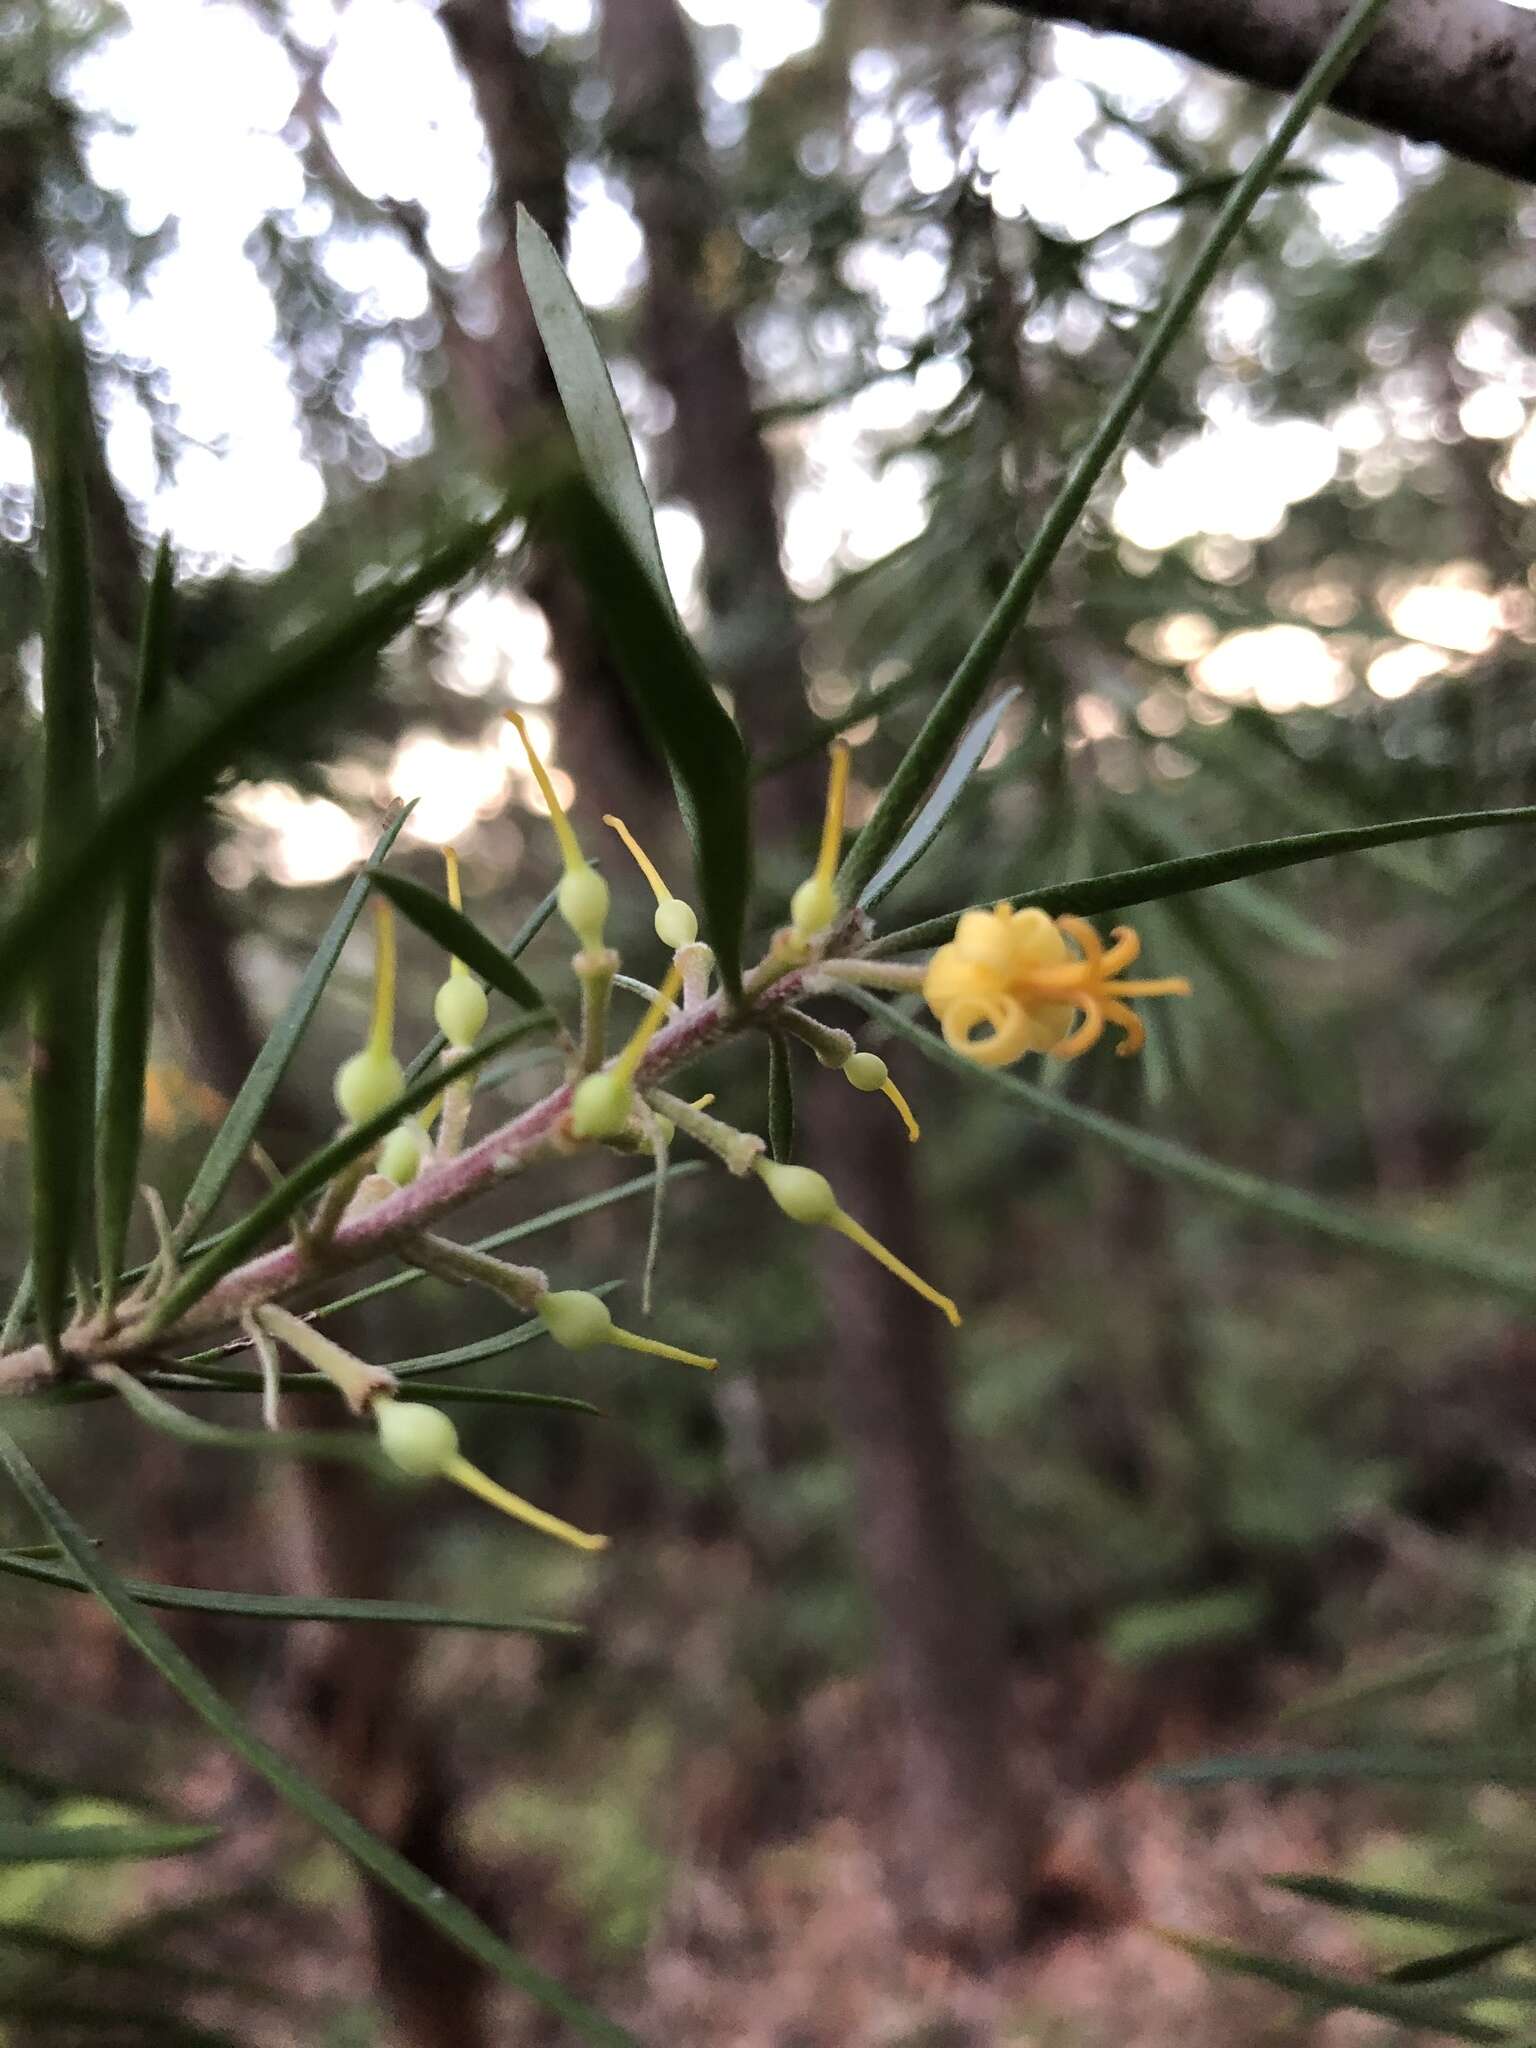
367,869,544,1010
867,804,1536,959
28,318,101,1350
836,0,1392,902
860,686,1021,910
175,806,415,1247
97,539,175,1305
97,1366,383,1466
0,1547,579,1633
0,1427,638,2048
853,994,1536,1311
0,1821,217,1864
541,478,752,995
1268,1875,1536,1938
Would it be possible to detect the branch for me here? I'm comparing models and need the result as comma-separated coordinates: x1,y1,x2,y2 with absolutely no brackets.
989,0,1536,187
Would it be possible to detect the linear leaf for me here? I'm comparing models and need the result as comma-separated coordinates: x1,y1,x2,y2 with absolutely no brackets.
836,0,1391,901
767,1031,795,1163
368,869,544,1010
0,1548,578,1633
0,1429,635,2047
98,1366,382,1465
29,318,100,1348
1281,1634,1536,1721
0,486,546,1035
97,539,175,1304
1268,1876,1536,1938
147,1012,553,1333
516,206,670,607
541,477,752,995
1159,1927,1504,2041
860,686,1020,910
1159,1748,1536,1787
1387,1934,1530,1986
1109,801,1338,961
854,994,1536,1310
0,1821,217,1864
175,805,414,1246
867,804,1536,958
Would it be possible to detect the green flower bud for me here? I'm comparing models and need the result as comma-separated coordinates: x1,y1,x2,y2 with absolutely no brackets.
375,1397,458,1478
843,1051,889,1093
557,863,610,951
538,1289,615,1351
334,1045,405,1125
654,897,699,949
378,1123,427,1186
570,1070,634,1140
434,975,489,1048
757,1160,838,1226
789,873,839,943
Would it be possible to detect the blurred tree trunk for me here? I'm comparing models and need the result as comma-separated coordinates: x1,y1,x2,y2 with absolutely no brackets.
598,0,1031,1952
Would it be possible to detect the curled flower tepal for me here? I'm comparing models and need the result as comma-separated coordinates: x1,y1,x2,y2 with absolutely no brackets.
603,814,699,950
569,964,683,1140
756,1160,960,1326
334,900,406,1123
374,1396,608,1551
506,710,609,952
789,740,851,944
537,1287,717,1369
432,847,490,1048
923,906,1190,1065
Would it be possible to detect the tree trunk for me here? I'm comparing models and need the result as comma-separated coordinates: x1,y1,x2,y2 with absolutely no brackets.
600,0,1034,1952
991,0,1536,189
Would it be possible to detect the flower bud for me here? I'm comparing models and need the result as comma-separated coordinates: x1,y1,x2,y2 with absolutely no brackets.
756,1160,838,1227
434,975,489,1048
334,1045,405,1125
557,864,611,953
654,897,699,949
538,1289,615,1351
375,1397,457,1478
378,1123,427,1186
570,1070,634,1140
789,874,839,943
843,1051,889,1093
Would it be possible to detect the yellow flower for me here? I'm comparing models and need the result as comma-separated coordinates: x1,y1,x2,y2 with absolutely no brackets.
923,906,1190,1065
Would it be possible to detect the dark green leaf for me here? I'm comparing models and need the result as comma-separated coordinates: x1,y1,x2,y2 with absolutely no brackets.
767,1032,794,1163
97,1365,382,1466
1160,1748,1536,1787
0,1821,217,1864
854,994,1536,1310
0,484,547,1035
0,1547,579,1633
368,869,544,1011
0,1427,637,2047
175,805,414,1247
1268,1876,1536,1938
146,1012,554,1334
541,477,753,996
836,0,1391,902
97,539,175,1306
867,804,1536,959
516,206,671,607
860,687,1020,910
1387,1934,1530,1986
1282,1634,1536,1721
29,318,101,1349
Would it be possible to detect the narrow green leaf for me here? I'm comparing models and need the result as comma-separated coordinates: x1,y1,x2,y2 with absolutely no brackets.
0,1821,217,1864
854,994,1536,1310
1282,1634,1536,1721
1159,1927,1505,2041
98,1365,381,1465
0,1428,637,2048
147,1012,554,1334
516,206,671,607
1109,802,1339,961
0,1548,579,1633
860,687,1020,910
837,0,1391,902
541,478,753,995
175,805,414,1247
1387,1934,1529,1986
867,804,1536,958
1268,1876,1536,1938
29,318,101,1349
0,484,547,1035
1,1261,33,1352
1160,1748,1536,1788
767,1032,794,1163
97,539,175,1306
368,869,544,1011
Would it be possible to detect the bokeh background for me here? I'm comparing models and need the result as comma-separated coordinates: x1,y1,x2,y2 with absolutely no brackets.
3,1,1536,2041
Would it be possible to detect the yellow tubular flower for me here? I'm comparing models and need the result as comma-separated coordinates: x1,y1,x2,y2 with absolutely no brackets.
334,900,406,1123
570,964,683,1139
374,1396,608,1551
756,1161,960,1326
923,906,1190,1066
537,1288,717,1369
506,710,609,950
789,740,851,942
434,848,490,1048
842,1050,921,1143
603,814,699,949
